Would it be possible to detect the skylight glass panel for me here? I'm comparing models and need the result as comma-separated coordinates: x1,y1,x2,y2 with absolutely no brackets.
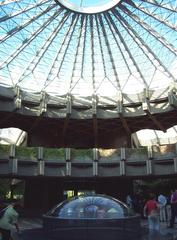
0,0,176,98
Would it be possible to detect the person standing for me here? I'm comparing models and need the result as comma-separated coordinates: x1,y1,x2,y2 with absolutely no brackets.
143,193,160,231
166,191,172,223
168,189,177,228
0,202,20,240
126,194,133,209
158,193,167,222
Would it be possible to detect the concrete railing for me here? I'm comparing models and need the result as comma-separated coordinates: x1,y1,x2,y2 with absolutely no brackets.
0,144,177,177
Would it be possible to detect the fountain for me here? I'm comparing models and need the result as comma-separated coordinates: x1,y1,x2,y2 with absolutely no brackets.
43,194,141,240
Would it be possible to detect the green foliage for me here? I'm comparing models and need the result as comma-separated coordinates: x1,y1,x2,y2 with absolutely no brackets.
71,149,92,159
43,148,65,160
0,145,10,156
127,147,147,155
136,148,147,155
0,179,25,200
126,147,148,160
15,146,37,160
12,181,25,199
0,179,11,199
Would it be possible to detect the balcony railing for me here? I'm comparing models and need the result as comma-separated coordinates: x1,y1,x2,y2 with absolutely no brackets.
0,144,176,177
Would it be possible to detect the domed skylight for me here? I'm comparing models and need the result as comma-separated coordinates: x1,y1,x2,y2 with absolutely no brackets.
57,0,121,13
0,0,176,98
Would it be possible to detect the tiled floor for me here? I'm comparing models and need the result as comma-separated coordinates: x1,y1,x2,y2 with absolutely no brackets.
18,218,177,240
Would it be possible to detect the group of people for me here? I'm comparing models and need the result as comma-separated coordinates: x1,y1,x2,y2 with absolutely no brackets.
0,200,21,240
1,189,177,238
127,189,177,232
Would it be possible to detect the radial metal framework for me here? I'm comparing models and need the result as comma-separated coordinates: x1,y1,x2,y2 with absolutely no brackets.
0,0,177,147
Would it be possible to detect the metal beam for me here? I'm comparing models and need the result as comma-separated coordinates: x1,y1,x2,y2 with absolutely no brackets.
125,0,177,31
110,10,148,88
28,117,42,133
119,4,177,56
0,0,20,6
145,110,166,132
119,114,131,135
114,7,176,82
0,0,51,23
98,14,121,90
140,0,177,13
0,5,63,69
93,115,98,147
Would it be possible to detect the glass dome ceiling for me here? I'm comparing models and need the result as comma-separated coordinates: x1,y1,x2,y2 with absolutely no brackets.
0,0,177,97
57,0,121,14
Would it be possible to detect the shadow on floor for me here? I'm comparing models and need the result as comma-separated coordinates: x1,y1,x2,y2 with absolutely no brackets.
18,218,177,240
20,228,177,240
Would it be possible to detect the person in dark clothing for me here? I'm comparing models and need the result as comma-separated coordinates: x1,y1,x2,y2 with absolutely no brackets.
168,189,177,228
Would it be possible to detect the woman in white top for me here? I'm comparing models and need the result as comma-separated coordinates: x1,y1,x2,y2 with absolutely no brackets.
0,203,20,240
